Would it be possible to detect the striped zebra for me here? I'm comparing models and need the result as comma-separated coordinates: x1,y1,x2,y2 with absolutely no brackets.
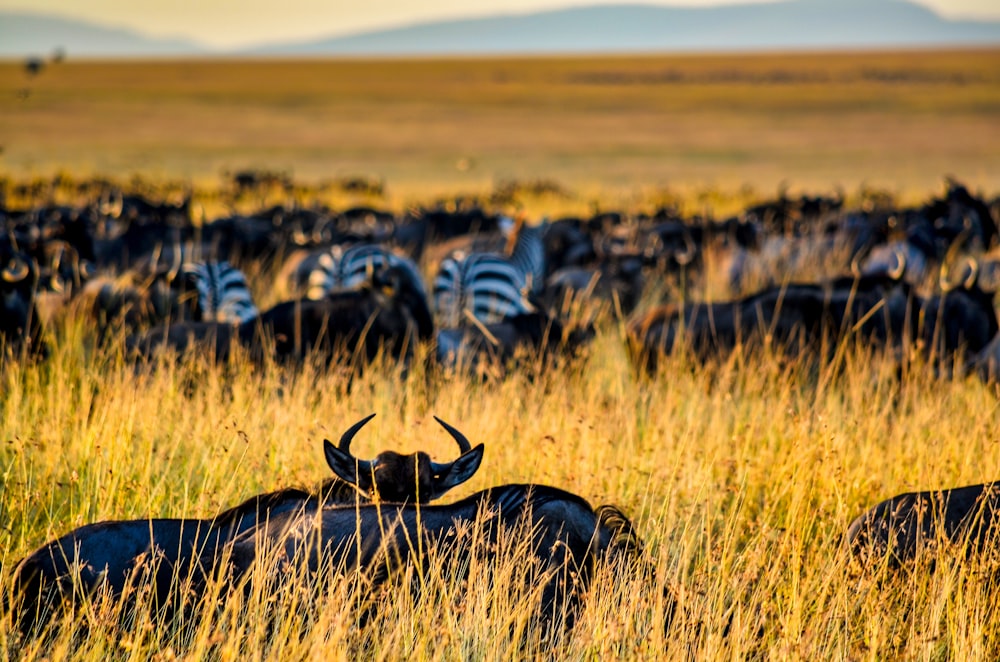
304,243,427,301
432,218,547,327
182,261,259,324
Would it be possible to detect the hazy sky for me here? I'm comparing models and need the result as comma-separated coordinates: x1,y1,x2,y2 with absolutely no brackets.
3,0,998,49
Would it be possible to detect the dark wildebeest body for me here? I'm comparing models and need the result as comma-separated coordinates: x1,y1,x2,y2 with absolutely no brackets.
846,482,1000,565
8,488,318,632
1,236,48,358
435,309,590,378
627,274,911,371
208,484,644,634
967,331,1000,385
7,415,483,633
126,265,434,368
916,260,999,369
543,253,645,316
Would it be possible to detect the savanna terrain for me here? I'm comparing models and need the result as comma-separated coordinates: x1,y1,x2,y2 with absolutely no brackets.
1,49,999,205
1,49,1000,660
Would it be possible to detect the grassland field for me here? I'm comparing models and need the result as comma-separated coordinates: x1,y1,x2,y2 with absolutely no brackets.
1,49,999,210
1,49,1000,660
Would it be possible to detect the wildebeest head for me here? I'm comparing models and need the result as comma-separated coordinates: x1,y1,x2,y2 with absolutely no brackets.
919,257,1000,361
2,239,34,294
1,237,47,357
323,414,484,503
368,264,435,342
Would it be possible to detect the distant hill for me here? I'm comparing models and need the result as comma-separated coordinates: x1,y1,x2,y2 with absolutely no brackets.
2,1,999,59
0,11,208,58
249,0,1000,56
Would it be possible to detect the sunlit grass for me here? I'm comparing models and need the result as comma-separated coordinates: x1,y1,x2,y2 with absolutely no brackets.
1,47,999,654
2,49,998,202
2,285,999,658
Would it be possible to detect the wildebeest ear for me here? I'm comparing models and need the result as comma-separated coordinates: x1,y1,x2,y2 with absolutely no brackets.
323,438,361,485
378,267,402,299
431,443,485,497
2,256,29,283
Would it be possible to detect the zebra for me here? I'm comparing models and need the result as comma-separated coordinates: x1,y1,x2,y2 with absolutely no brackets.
304,243,426,301
432,217,546,327
182,261,259,324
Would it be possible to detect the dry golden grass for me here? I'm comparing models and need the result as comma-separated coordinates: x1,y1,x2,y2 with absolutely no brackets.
1,303,1000,659
2,49,1000,659
1,49,999,210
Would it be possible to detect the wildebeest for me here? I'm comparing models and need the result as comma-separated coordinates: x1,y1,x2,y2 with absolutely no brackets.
846,481,1000,566
126,264,434,369
1,236,48,358
436,308,592,379
626,271,912,372
248,263,434,367
916,258,999,369
967,331,1000,386
292,242,426,302
201,482,648,636
860,236,934,286
322,413,485,503
6,414,483,633
543,253,645,317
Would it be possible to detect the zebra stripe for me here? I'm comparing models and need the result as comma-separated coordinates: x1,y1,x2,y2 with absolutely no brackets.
185,261,259,324
431,219,545,327
432,253,533,327
504,220,546,295
306,243,427,300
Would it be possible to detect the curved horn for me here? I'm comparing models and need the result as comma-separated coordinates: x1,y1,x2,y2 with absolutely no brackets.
50,245,63,273
100,189,123,219
887,248,906,281
963,257,979,290
850,252,862,278
940,260,957,293
166,241,183,283
49,272,64,294
674,231,697,267
433,416,472,454
339,413,377,454
938,262,978,294
2,257,29,283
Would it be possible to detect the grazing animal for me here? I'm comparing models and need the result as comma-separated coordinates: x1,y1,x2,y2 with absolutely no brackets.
128,265,434,368
860,239,933,286
78,260,255,343
432,219,546,327
322,413,485,503
917,258,999,368
542,217,597,273
0,237,47,358
7,415,483,633
966,331,1000,385
245,264,434,367
183,260,259,324
627,272,911,371
436,308,591,378
204,483,647,635
299,243,426,301
846,482,1000,565
543,253,645,317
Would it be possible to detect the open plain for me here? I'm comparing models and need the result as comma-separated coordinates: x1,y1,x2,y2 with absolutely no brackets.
2,49,999,204
2,49,1000,660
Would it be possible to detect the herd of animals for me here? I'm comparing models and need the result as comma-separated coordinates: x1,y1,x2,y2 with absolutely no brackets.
3,176,1000,641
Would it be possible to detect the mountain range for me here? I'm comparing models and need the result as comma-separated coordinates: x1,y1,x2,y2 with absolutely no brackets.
1,11,206,57
3,0,999,58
